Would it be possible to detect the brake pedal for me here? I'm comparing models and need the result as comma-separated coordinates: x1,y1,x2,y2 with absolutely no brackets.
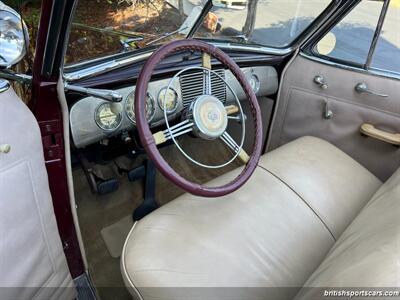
96,178,119,195
77,150,119,195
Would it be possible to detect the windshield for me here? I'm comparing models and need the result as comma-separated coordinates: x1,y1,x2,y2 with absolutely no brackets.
65,0,206,66
194,0,332,48
65,0,332,66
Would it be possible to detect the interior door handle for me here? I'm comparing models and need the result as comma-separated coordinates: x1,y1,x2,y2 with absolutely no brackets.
355,83,388,98
360,123,400,146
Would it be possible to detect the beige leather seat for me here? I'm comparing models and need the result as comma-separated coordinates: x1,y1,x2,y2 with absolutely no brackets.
121,137,399,300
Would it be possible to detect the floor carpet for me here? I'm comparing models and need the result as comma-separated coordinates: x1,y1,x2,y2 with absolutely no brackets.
74,136,241,300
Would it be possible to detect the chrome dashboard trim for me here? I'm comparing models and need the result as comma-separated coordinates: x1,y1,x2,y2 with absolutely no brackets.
63,43,289,82
70,66,278,148
70,76,183,148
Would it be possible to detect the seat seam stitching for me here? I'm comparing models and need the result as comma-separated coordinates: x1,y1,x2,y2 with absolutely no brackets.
122,222,145,300
257,165,336,241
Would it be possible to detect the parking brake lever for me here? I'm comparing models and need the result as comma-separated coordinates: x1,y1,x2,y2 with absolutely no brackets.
64,82,123,102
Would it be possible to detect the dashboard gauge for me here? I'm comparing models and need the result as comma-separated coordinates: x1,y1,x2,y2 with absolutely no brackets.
158,87,178,113
95,102,122,131
125,90,155,124
249,74,260,93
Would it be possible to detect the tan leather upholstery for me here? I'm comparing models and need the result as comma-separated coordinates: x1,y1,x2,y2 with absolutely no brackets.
259,136,382,239
268,55,400,181
122,137,382,300
0,88,76,300
122,168,334,300
296,168,400,299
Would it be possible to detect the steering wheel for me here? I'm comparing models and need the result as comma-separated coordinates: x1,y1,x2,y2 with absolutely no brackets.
135,39,262,197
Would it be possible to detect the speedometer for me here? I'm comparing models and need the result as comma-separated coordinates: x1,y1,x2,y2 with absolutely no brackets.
95,102,122,131
125,90,155,124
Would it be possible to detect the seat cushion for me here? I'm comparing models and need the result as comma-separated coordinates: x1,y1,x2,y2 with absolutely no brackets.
296,168,400,299
121,137,382,300
122,168,334,300
259,136,381,239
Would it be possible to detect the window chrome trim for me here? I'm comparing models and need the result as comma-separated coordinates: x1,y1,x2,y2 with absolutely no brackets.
307,0,374,69
365,0,390,69
300,52,400,81
303,0,362,61
63,51,153,81
302,0,399,81
210,43,293,56
63,43,291,82
60,0,78,74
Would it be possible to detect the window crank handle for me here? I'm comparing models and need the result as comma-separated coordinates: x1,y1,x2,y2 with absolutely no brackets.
355,83,388,98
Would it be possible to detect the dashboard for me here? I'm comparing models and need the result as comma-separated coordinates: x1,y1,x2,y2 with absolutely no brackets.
70,66,278,148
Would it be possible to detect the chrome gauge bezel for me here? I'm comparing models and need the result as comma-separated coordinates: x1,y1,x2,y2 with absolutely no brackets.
94,102,123,131
125,90,156,125
157,87,178,114
249,74,260,94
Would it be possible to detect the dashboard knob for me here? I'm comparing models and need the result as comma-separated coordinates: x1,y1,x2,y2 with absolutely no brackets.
0,144,11,154
121,132,132,144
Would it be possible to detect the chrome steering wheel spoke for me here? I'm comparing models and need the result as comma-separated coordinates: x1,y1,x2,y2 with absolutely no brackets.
221,131,250,164
153,119,193,145
134,39,262,197
158,66,246,169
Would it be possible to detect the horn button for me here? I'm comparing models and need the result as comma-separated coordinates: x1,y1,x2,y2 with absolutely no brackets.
191,95,228,140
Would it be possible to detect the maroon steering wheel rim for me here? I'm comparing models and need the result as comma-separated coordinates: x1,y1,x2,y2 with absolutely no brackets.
135,39,263,197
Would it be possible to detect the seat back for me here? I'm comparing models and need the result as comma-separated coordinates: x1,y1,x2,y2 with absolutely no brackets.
296,168,400,299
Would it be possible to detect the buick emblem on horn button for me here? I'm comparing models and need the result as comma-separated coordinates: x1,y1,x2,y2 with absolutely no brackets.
191,95,228,140
208,110,220,123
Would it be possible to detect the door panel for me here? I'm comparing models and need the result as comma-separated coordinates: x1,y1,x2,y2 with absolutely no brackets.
0,87,75,300
268,55,400,181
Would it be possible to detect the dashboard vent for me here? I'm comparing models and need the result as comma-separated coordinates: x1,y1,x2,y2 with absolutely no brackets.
179,69,226,107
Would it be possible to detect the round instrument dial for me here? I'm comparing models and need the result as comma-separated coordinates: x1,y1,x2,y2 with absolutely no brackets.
249,74,260,93
158,87,178,113
95,102,122,131
125,90,155,124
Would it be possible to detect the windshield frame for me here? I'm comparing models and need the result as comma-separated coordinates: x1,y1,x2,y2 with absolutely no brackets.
62,0,342,82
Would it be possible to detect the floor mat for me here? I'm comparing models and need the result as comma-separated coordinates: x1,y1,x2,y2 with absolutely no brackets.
101,215,133,258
